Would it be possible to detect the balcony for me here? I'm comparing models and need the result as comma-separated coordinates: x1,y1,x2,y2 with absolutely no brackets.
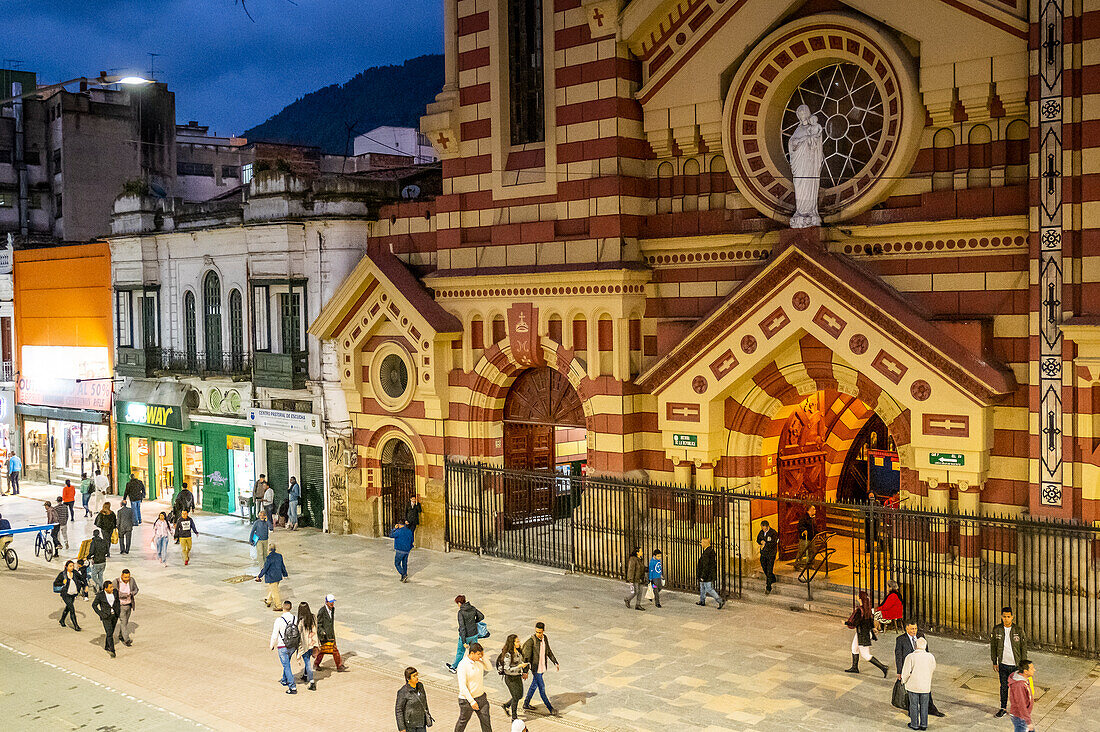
116,347,250,379
253,351,308,389
116,346,153,377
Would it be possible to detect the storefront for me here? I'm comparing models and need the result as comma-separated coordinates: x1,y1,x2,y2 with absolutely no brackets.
115,381,255,515
249,407,327,530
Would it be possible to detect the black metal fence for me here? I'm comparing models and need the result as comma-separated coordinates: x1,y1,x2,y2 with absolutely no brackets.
445,460,1100,658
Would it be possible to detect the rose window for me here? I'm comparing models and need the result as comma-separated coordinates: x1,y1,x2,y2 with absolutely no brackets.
781,63,885,188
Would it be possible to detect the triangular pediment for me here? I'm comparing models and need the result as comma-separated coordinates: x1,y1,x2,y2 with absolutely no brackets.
636,231,1015,408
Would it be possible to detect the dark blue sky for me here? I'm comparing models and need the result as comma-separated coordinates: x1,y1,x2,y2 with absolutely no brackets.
3,0,442,135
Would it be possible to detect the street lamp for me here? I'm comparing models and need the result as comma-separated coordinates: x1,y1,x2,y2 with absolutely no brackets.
0,71,154,106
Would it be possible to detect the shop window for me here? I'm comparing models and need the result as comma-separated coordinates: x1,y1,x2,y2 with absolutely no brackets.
154,440,175,498
203,271,223,369
508,0,545,145
183,444,204,506
184,291,198,369
967,124,991,189
932,128,955,192
128,437,150,490
229,288,244,370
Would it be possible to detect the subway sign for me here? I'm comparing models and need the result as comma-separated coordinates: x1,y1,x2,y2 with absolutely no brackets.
119,401,186,431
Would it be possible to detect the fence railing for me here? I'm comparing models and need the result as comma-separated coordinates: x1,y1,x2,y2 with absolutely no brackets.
445,460,1100,658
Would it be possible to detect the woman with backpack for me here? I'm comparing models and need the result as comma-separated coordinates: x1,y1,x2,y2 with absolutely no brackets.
496,634,529,721
296,601,319,691
844,590,890,677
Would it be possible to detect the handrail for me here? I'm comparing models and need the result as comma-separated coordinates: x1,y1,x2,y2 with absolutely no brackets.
798,531,837,594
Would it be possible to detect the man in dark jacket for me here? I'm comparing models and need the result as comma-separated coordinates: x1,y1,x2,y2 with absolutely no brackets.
116,500,134,554
124,473,146,525
405,495,423,535
392,522,414,582
447,595,485,672
94,503,117,558
87,529,109,592
895,622,945,717
795,505,817,568
757,520,780,594
256,544,288,610
521,621,559,716
625,547,646,610
395,666,432,732
991,607,1027,717
315,594,348,672
696,537,724,608
91,579,121,657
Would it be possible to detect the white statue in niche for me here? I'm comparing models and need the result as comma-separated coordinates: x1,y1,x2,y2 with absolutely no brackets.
788,103,823,228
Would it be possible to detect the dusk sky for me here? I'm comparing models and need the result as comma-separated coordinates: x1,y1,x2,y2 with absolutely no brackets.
2,0,442,135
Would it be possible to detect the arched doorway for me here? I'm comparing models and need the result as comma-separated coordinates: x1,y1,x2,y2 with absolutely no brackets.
837,414,897,503
502,367,586,524
380,437,415,536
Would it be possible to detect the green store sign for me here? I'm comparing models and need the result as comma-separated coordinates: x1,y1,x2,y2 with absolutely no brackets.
119,400,186,431
928,453,965,467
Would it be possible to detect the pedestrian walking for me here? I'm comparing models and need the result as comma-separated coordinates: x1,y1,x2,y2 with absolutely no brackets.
53,559,85,631
315,594,349,672
521,621,559,716
80,472,93,517
795,505,817,568
496,634,529,721
844,590,889,677
87,529,108,592
270,600,299,694
174,482,196,516
251,474,268,523
405,495,422,536
152,511,171,565
991,606,1027,718
392,521,414,582
895,622,945,718
395,666,433,732
125,473,146,525
257,544,288,609
447,595,485,673
92,470,109,514
61,479,76,521
250,511,270,563
696,536,725,609
757,520,779,594
648,549,664,608
287,477,301,530
1008,659,1035,732
296,601,319,691
91,579,121,658
51,498,69,551
94,502,117,558
263,482,275,530
74,559,91,600
455,641,493,732
624,546,646,611
901,637,937,730
116,500,134,554
174,509,198,565
7,451,21,494
114,569,138,647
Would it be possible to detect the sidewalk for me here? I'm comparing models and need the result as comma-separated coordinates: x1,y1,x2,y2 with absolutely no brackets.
2,480,1097,731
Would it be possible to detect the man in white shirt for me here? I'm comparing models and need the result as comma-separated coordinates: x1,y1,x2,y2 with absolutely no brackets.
263,483,275,530
92,470,110,514
270,600,298,694
455,641,493,731
901,637,937,731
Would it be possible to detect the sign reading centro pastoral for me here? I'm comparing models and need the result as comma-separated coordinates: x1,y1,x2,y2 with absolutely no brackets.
247,408,319,433
119,400,186,431
673,433,698,448
929,453,965,467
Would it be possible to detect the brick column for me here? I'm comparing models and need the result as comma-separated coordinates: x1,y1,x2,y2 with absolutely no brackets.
926,478,950,555
957,480,982,568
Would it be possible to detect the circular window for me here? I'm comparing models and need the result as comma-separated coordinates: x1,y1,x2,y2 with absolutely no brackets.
371,344,415,412
721,14,921,225
379,354,409,399
781,63,884,188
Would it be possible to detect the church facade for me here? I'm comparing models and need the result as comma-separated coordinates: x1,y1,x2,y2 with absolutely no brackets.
312,0,1100,557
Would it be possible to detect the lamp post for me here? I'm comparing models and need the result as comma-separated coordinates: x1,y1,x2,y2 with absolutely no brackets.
0,72,153,107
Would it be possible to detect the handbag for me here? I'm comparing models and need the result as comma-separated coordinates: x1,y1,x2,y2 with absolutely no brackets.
149,539,156,552
644,583,655,601
111,529,119,544
891,679,909,710
425,712,434,728
249,543,257,561
477,620,489,638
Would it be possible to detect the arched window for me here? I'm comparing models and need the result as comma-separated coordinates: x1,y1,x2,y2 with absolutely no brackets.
932,128,955,192
229,289,244,371
967,124,992,189
1005,120,1028,186
203,271,222,370
184,291,197,370
682,158,700,212
657,162,674,214
508,0,544,145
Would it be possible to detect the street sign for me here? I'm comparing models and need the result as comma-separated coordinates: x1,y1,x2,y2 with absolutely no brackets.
673,433,697,448
929,453,964,466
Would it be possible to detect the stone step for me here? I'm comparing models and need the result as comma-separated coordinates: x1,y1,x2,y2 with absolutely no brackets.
738,572,855,619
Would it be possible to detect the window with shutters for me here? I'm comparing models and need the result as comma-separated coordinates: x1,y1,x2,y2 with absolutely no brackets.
203,271,222,369
184,291,198,370
508,0,544,145
229,289,244,370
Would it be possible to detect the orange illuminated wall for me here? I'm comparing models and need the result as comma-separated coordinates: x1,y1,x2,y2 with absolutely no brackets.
14,241,113,364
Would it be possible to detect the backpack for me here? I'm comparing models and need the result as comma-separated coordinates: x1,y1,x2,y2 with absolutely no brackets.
282,617,301,652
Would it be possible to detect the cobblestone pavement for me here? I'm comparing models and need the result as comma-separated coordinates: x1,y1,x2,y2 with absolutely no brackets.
1,482,1097,731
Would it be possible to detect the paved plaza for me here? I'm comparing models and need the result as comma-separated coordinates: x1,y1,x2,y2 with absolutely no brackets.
0,482,1097,731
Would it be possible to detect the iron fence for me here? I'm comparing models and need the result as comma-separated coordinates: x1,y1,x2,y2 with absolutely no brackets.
381,464,416,537
445,460,1100,658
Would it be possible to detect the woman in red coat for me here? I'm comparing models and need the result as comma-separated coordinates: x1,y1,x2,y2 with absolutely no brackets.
876,579,905,625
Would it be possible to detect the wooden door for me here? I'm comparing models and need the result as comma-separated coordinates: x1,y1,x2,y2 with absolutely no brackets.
777,451,826,558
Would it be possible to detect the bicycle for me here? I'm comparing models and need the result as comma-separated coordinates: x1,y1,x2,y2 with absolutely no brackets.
34,528,55,562
1,541,15,570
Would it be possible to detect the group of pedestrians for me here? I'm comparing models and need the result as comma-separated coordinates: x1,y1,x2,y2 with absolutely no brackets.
624,538,727,611
53,559,140,659
267,592,349,694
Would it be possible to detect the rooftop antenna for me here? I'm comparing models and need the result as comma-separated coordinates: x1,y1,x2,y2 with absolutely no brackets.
147,52,160,80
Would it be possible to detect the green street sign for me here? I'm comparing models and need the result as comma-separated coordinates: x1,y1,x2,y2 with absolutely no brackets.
929,453,964,467
673,433,697,448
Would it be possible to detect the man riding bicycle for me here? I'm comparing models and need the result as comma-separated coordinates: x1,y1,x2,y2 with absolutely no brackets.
0,512,12,555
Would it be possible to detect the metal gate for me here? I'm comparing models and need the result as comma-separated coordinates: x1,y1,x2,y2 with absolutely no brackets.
381,464,416,537
298,445,325,528
445,461,741,598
